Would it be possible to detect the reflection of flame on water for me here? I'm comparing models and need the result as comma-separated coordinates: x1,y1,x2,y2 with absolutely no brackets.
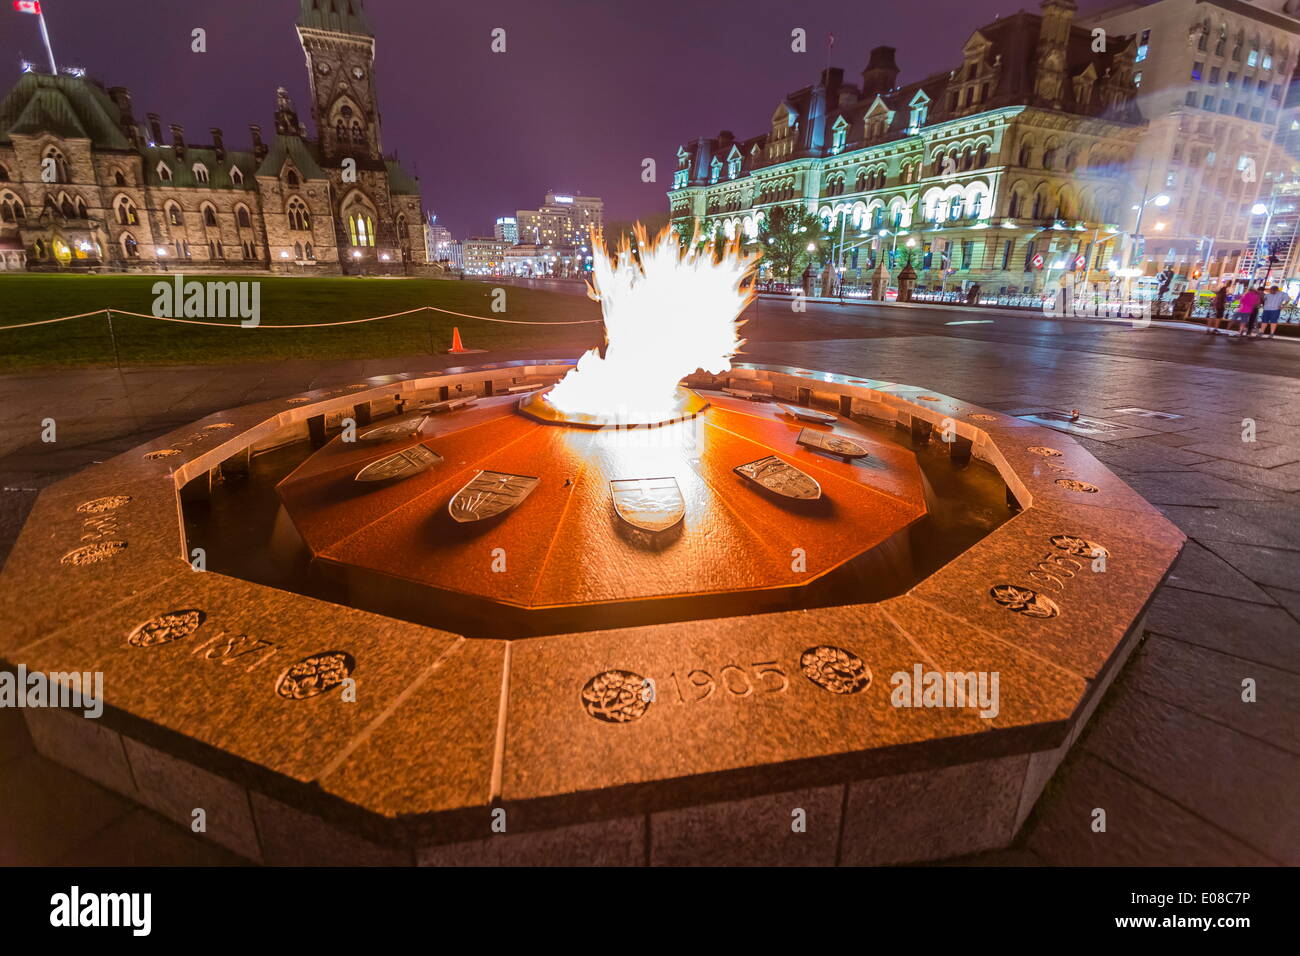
545,224,759,424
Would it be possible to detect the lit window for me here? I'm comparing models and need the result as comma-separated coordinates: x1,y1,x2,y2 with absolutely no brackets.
1191,61,1204,81
1136,30,1150,62
1248,49,1258,67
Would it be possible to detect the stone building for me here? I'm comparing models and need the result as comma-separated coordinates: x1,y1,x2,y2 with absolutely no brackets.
0,0,429,274
1083,0,1300,284
668,0,1147,292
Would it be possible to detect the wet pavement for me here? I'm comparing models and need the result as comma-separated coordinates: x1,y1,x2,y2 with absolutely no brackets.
1,299,1296,865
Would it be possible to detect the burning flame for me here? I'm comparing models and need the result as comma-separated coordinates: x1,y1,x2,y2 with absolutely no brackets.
545,225,759,423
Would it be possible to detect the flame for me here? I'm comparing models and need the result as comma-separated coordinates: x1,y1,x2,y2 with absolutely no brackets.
545,224,759,423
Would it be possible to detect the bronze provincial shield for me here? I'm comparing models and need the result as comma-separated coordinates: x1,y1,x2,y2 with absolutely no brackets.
734,456,821,500
610,477,685,532
448,470,540,523
778,403,836,424
359,415,429,443
354,444,443,483
796,428,869,459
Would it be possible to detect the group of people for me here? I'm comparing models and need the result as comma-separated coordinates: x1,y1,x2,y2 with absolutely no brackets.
1209,282,1291,338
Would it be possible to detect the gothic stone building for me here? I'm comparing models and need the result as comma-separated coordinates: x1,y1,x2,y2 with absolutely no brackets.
668,0,1147,291
0,0,429,274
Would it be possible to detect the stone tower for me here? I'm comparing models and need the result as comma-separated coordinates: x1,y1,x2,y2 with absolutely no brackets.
296,0,382,164
1035,0,1078,108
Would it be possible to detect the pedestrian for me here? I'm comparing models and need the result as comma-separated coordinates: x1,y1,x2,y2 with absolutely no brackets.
1234,284,1261,337
1261,284,1289,338
1209,282,1229,334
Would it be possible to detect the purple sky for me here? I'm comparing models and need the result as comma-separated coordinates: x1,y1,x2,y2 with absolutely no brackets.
2,0,1113,236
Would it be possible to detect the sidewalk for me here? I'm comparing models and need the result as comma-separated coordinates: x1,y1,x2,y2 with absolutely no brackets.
757,291,1300,339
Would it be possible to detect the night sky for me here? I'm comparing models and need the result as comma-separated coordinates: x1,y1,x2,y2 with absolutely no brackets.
1,0,1112,236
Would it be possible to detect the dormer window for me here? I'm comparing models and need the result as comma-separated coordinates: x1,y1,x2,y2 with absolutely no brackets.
192,162,209,185
709,158,722,184
830,116,849,153
286,170,301,187
231,166,243,185
673,169,688,188
727,146,743,179
908,92,930,133
156,161,172,182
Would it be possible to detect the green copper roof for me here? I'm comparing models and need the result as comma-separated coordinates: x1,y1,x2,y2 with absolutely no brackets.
0,72,132,148
256,133,327,180
385,159,420,195
297,0,372,36
143,146,257,190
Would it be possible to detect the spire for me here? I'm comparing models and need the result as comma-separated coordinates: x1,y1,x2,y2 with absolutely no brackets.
274,87,301,136
297,0,372,37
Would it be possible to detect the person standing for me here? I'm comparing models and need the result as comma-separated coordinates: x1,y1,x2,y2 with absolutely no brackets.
1235,284,1262,337
1209,282,1229,334
1261,284,1289,339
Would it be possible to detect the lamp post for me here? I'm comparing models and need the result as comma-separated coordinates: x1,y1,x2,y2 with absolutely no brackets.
1125,191,1170,299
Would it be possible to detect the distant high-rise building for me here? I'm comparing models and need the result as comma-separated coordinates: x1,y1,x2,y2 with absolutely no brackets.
516,191,604,249
426,214,455,264
462,236,509,274
494,216,519,243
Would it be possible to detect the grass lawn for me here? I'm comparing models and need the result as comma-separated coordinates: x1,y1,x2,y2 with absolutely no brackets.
0,274,602,372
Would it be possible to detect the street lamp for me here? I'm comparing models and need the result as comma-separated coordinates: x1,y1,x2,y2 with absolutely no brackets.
1250,201,1277,284
1124,190,1170,297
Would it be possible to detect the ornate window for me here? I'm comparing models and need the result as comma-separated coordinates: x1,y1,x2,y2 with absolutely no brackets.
202,204,218,227
236,205,252,228
43,146,70,183
114,196,138,225
287,197,311,231
193,163,210,185
0,192,23,222
120,233,139,258
347,211,375,246
231,166,243,185
157,161,172,182
166,202,183,227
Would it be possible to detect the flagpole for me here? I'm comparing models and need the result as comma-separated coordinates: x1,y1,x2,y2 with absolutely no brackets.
38,8,57,74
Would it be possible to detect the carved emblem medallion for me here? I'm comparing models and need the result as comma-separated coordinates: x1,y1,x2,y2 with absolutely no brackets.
61,541,127,565
77,495,132,515
128,609,206,648
359,415,428,444
734,455,822,500
989,584,1061,618
796,428,869,459
581,669,652,723
448,470,540,523
276,651,356,700
1054,478,1099,493
777,403,836,424
800,645,871,694
1049,534,1110,558
355,444,443,483
610,477,685,533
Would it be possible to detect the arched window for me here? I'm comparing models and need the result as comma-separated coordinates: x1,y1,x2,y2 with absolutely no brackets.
114,170,126,186
157,161,172,182
855,170,867,192
75,197,87,218
286,170,300,187
0,192,23,222
60,196,75,218
33,239,46,259
167,203,183,227
43,147,70,183
949,194,963,220
231,166,243,185
1018,143,1032,167
348,211,376,246
287,197,311,231
202,205,217,227
1008,192,1021,218
336,119,347,144
305,242,315,260
1031,192,1044,219
1042,147,1057,170
115,196,138,225
294,241,303,259
236,205,251,228
121,233,139,258
351,121,364,143
977,144,990,167
0,164,10,181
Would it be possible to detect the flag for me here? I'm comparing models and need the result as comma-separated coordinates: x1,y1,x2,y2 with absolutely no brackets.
13,1,42,13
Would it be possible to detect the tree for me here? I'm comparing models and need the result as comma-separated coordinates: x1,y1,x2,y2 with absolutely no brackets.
757,205,832,281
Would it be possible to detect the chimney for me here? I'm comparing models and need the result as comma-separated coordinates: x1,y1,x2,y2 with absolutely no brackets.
249,124,266,163
147,112,163,146
170,123,185,159
211,127,225,162
821,67,843,105
861,46,900,99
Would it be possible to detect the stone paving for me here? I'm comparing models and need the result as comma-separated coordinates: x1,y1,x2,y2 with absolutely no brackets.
1,313,1296,865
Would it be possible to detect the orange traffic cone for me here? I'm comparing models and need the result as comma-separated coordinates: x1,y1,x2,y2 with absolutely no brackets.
448,327,471,353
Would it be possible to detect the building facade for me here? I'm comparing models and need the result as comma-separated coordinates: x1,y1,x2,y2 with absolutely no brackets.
668,0,1149,292
462,236,510,275
1083,0,1300,284
494,216,519,243
0,0,430,274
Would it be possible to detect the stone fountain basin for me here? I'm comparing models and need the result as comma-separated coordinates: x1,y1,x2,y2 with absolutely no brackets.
0,360,1184,865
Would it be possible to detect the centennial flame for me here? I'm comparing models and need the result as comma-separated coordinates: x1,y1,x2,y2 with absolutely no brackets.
544,225,759,423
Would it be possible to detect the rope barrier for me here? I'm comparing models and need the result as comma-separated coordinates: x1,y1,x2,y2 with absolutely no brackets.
0,304,603,331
